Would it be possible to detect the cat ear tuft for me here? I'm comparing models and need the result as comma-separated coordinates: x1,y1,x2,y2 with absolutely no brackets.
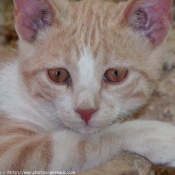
14,0,56,42
121,0,173,46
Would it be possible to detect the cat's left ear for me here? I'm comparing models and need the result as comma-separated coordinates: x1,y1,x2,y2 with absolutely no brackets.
14,0,67,42
120,0,173,47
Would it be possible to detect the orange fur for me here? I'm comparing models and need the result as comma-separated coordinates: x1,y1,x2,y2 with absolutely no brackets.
0,0,173,172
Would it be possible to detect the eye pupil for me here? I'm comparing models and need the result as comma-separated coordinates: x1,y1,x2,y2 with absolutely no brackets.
115,70,118,77
57,71,61,77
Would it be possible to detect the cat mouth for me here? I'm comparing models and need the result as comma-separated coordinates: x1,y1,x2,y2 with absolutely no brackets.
62,122,104,135
59,114,122,135
74,125,103,135
64,119,120,135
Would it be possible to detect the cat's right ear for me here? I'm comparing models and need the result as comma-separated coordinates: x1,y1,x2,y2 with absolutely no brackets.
119,0,172,47
13,0,67,42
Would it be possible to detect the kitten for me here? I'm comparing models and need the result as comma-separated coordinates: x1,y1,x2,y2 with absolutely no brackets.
0,0,175,172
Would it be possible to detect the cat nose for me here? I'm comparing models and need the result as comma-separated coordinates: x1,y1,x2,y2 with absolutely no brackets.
76,108,97,124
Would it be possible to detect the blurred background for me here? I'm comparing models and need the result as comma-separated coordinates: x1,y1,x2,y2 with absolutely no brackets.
0,0,175,175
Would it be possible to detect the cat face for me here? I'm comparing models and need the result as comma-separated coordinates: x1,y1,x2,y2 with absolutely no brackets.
14,0,172,134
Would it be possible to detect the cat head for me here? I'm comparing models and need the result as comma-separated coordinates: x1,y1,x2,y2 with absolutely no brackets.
14,0,172,134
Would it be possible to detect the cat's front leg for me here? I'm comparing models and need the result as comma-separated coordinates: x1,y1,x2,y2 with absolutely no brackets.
105,120,175,167
72,120,175,170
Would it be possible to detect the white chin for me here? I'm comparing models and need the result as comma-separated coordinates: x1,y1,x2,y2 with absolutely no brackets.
74,125,102,135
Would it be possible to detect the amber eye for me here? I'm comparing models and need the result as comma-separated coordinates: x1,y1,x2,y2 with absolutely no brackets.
48,68,71,84
104,68,128,83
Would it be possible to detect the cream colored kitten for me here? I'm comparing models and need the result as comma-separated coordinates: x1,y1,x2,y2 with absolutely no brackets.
0,0,175,172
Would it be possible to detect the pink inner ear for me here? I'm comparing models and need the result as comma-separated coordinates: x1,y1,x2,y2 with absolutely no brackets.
14,0,52,42
122,0,172,46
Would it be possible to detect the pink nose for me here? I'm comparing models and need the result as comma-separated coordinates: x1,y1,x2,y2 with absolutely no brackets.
76,109,97,124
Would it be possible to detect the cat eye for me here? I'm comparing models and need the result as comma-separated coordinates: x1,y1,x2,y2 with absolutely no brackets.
48,68,71,84
104,68,128,83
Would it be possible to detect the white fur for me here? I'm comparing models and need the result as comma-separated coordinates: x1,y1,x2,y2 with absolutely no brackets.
77,47,96,87
0,0,175,171
0,61,59,131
